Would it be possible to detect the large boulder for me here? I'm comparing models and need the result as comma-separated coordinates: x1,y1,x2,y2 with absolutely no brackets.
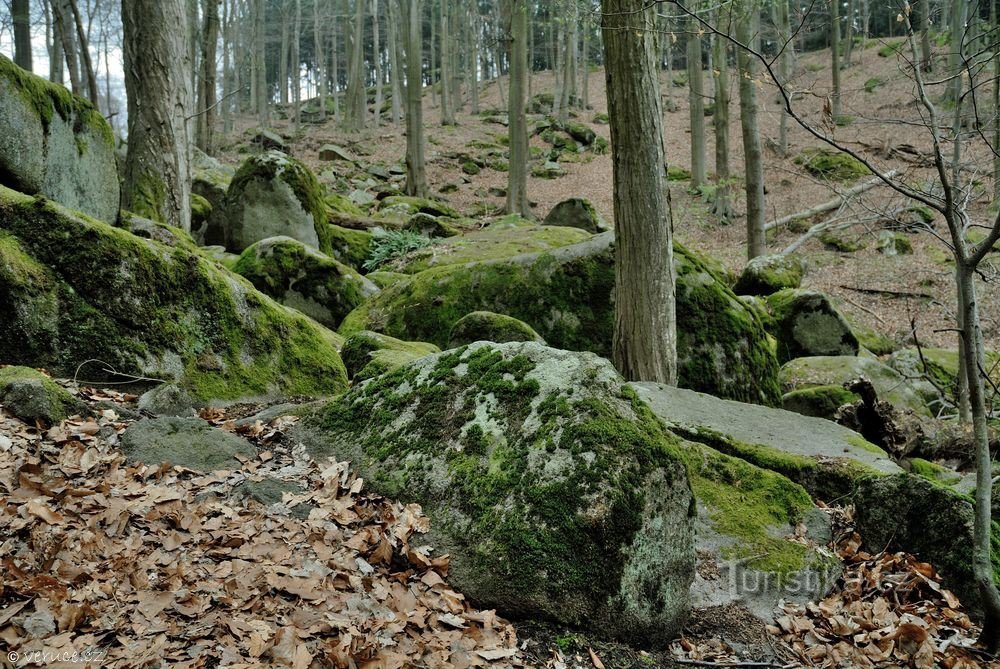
339,331,440,381
0,55,119,223
543,198,610,234
448,311,545,348
191,148,235,246
0,185,348,402
224,151,331,254
765,289,859,362
733,254,805,296
0,365,85,425
781,355,934,417
121,417,256,471
292,342,696,646
232,236,379,329
341,232,781,405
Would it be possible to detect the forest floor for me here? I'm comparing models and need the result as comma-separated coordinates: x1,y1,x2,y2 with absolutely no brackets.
220,38,1000,354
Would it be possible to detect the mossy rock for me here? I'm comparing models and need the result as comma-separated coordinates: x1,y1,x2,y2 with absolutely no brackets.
0,54,119,223
0,186,348,402
780,355,934,417
190,193,213,231
225,150,332,254
543,198,610,234
340,330,440,381
0,365,85,424
527,92,555,113
888,347,1000,413
819,228,866,252
324,192,367,219
837,308,899,356
232,236,379,330
366,270,410,289
633,382,899,502
381,218,591,274
780,384,861,420
461,160,481,175
403,212,460,238
327,224,373,272
733,254,805,296
667,165,691,182
532,161,568,179
292,342,696,646
341,232,781,405
191,149,234,246
376,195,461,220
852,473,1000,615
448,311,545,348
592,112,610,124
765,289,860,362
795,147,870,181
121,416,257,471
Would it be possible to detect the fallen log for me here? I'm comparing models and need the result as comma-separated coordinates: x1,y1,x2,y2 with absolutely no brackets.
765,170,899,232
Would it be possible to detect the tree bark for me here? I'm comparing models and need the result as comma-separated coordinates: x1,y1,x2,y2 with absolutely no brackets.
440,0,455,124
197,0,220,154
315,0,327,122
68,0,99,104
122,0,192,232
13,0,32,71
254,0,268,127
602,0,677,384
372,0,383,126
53,0,82,96
404,0,428,196
292,0,301,133
279,4,290,105
775,0,792,155
506,0,530,217
736,9,766,259
388,0,403,124
687,14,706,189
831,0,842,119
711,7,731,220
345,0,367,130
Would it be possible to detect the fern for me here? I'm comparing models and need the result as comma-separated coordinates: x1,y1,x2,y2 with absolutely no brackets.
363,230,433,270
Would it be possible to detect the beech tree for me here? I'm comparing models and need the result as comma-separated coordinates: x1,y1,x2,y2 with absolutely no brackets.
122,0,192,232
404,0,427,196
602,0,676,383
507,0,530,217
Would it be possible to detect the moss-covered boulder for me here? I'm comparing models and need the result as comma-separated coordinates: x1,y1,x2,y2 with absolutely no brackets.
292,342,696,646
224,151,331,254
780,355,934,416
888,347,999,414
341,232,780,404
0,186,348,402
121,417,256,471
794,147,870,181
340,330,440,381
765,289,859,362
733,254,805,296
633,381,900,502
877,231,913,256
781,384,861,420
448,311,545,348
232,236,379,329
0,365,85,424
404,212,460,238
0,54,119,223
375,195,461,220
191,148,234,246
327,224,373,272
543,198,610,234
382,218,591,273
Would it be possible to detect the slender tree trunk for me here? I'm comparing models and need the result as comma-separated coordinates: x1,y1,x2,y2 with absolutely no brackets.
279,5,290,105
602,0,677,383
13,0,32,71
947,0,967,101
53,0,82,95
122,0,192,232
197,0,220,154
331,13,341,120
255,0,268,127
687,15,706,189
292,0,301,133
345,0,367,130
507,0,530,217
372,0,383,126
737,9,766,259
776,0,792,155
222,0,233,134
315,0,327,122
429,0,437,107
993,0,1000,201
831,0,842,119
388,0,403,124
440,0,455,124
581,5,590,109
46,0,64,84
68,0,99,103
845,0,856,66
405,0,427,196
711,8,731,221
470,3,480,114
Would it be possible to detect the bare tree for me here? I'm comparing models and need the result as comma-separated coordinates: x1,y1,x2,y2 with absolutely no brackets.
404,0,427,196
687,10,706,188
122,0,192,232
196,0,220,154
602,0,677,383
507,0,530,217
735,3,765,259
13,0,32,71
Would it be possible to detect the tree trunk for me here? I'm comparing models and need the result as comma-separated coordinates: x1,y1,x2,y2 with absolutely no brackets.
737,10,766,259
53,0,82,96
831,0,842,119
255,0,268,127
222,0,233,133
470,3,480,114
687,15,706,189
947,0,967,101
197,0,220,154
440,0,455,124
46,0,64,84
711,9,731,221
429,0,437,107
580,6,590,109
602,0,677,384
776,0,792,155
315,0,327,122
279,5,290,105
122,0,192,232
13,0,32,71
405,0,428,196
845,0,856,66
68,0,99,104
345,0,367,130
388,0,403,124
507,0,530,217
292,0,301,133
372,0,383,126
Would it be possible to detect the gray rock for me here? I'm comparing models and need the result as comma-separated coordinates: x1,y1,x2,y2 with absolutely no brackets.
733,254,805,296
231,477,314,519
292,342,695,647
0,55,119,223
765,289,859,362
340,331,440,381
251,129,288,152
121,417,256,471
0,366,84,424
137,383,198,417
191,148,234,246
318,144,354,162
543,198,609,233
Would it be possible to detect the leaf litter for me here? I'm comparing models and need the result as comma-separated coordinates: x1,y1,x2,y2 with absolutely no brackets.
0,381,523,668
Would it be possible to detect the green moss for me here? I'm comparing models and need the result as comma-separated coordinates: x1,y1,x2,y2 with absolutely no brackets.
864,77,883,93
878,40,904,57
846,435,889,456
795,148,870,181
377,195,461,219
0,54,113,146
228,151,332,254
324,193,366,218
340,330,440,380
449,311,544,347
909,457,961,485
326,224,372,271
781,384,860,419
667,165,691,182
0,186,348,401
0,365,82,423
128,172,168,223
462,161,481,175
190,193,212,228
